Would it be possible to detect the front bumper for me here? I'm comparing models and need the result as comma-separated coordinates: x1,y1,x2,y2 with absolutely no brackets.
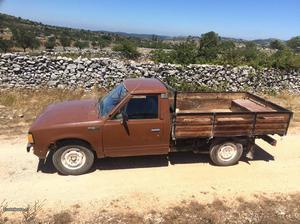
26,143,33,152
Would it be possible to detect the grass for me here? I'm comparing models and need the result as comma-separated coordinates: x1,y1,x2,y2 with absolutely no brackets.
0,88,105,137
22,200,45,224
262,91,300,131
1,193,300,223
52,210,73,224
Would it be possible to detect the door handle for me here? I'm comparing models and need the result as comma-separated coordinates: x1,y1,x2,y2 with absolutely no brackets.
151,128,160,132
87,126,99,131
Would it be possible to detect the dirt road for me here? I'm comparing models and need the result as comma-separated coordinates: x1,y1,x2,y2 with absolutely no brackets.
0,134,300,213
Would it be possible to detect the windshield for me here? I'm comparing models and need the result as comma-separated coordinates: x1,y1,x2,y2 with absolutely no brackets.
99,84,128,117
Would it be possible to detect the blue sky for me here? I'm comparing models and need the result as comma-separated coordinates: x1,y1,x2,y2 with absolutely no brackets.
0,0,299,40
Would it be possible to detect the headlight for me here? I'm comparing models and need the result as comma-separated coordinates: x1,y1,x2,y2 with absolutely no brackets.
27,133,34,144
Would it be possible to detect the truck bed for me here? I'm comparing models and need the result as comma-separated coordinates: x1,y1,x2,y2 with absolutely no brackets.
174,92,292,139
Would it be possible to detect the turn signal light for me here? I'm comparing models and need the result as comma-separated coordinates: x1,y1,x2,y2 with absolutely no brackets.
27,133,34,144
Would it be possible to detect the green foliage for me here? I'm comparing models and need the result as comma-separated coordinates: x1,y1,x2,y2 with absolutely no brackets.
12,29,40,51
113,40,140,59
287,36,300,52
151,32,300,70
164,76,217,92
1,13,299,69
59,34,71,49
172,41,198,64
151,49,174,63
270,40,285,50
74,40,89,49
0,38,13,53
45,36,56,50
198,31,220,61
216,41,240,65
151,41,197,65
270,48,300,69
98,35,112,48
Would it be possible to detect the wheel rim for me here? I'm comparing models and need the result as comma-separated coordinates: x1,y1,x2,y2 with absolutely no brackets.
61,148,86,170
217,143,238,162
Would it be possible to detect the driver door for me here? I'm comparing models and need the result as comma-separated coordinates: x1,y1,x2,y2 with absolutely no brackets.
102,94,169,157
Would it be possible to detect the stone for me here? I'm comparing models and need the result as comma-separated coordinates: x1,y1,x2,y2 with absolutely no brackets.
67,64,77,70
0,53,299,93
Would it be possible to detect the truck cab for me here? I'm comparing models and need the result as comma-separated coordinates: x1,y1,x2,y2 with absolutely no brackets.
28,78,173,175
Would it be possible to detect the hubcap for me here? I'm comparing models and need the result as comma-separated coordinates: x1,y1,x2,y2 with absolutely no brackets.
61,148,86,170
217,143,237,162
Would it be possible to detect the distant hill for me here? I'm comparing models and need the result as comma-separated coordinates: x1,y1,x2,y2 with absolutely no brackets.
0,13,171,41
252,38,283,47
0,12,287,47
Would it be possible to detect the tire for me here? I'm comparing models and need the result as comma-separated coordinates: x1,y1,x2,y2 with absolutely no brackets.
52,143,94,175
209,141,243,166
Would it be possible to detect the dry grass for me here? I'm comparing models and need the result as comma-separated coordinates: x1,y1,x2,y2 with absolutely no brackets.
1,193,300,224
263,91,300,132
0,87,104,116
22,200,45,224
0,88,105,137
0,200,8,223
52,210,73,224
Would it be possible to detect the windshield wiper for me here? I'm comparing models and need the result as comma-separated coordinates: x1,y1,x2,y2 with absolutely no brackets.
97,97,104,117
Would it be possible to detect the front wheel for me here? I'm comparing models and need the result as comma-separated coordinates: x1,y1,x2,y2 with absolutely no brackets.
52,144,94,175
209,141,243,166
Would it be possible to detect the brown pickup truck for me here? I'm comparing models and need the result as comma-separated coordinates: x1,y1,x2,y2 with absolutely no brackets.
27,78,293,175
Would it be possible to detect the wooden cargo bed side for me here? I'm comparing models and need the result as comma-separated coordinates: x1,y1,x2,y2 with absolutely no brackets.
174,92,293,139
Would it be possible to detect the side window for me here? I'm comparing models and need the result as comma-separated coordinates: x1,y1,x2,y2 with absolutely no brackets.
125,95,158,119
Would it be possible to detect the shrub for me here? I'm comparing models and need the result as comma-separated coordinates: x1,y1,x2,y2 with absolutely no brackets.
12,29,40,51
45,36,56,50
74,40,89,49
0,38,13,53
113,40,140,59
151,49,174,63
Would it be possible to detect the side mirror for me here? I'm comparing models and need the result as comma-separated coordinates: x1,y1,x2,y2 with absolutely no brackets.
121,111,128,125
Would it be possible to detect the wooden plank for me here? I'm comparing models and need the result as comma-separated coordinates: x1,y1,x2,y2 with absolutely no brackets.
254,130,286,135
232,99,276,112
215,119,253,125
176,131,212,138
214,125,252,131
255,123,288,129
176,125,212,131
213,130,252,136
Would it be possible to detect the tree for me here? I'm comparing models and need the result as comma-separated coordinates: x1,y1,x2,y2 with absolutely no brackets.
270,48,298,69
287,36,300,52
60,35,71,50
113,40,140,59
93,35,112,49
45,36,56,50
12,29,40,52
0,38,13,53
151,49,174,63
270,40,285,50
74,40,89,49
91,40,98,48
241,41,259,63
172,40,198,64
198,31,220,61
218,41,240,65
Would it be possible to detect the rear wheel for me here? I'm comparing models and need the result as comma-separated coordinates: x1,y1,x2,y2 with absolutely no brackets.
52,143,94,175
209,141,243,166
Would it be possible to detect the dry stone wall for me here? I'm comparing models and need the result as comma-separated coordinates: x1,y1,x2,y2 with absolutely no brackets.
0,53,299,93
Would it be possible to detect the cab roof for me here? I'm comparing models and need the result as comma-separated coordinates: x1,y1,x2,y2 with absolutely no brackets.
123,78,167,94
